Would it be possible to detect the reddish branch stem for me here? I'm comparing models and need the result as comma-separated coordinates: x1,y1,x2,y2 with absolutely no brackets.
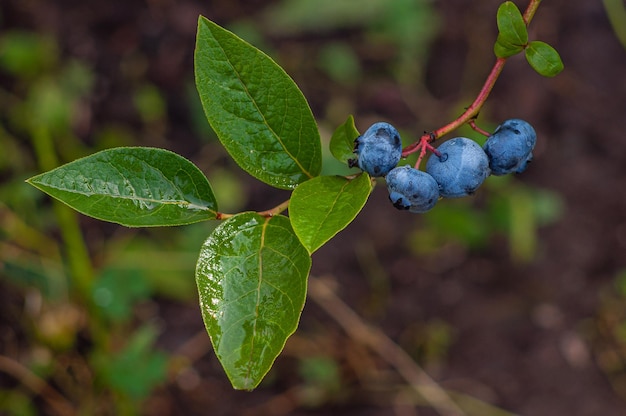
435,58,505,140
468,119,492,137
403,0,542,161
523,0,542,24
403,57,505,160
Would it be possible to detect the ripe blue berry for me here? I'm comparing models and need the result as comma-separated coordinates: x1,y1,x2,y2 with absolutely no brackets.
483,119,536,175
349,122,402,177
426,137,490,198
386,165,439,213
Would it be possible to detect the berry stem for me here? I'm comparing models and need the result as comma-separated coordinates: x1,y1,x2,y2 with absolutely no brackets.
402,0,542,158
468,119,492,137
414,134,441,169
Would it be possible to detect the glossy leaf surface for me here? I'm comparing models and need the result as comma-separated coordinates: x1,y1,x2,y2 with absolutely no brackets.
525,40,564,77
27,147,217,227
329,114,360,164
196,213,311,390
195,16,322,190
290,173,372,254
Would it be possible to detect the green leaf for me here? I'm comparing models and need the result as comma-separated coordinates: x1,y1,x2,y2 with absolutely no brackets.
329,115,360,164
26,147,218,227
494,33,524,58
195,16,322,190
290,173,372,254
525,40,564,77
196,213,311,390
496,1,528,47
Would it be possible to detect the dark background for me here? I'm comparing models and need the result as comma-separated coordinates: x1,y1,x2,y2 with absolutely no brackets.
1,0,626,415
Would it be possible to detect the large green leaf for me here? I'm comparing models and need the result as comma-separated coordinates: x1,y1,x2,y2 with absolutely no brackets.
194,16,322,190
329,114,360,164
290,173,372,254
525,40,564,77
196,213,311,390
496,1,528,47
27,147,217,227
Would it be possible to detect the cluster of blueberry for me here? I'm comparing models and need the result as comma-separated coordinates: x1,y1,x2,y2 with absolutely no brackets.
349,119,536,213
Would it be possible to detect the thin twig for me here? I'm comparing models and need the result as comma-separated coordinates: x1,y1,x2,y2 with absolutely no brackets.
308,276,466,416
468,120,492,137
0,355,75,416
258,199,290,217
216,199,290,220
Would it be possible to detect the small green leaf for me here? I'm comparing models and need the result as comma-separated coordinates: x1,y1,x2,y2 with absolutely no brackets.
290,173,372,254
494,33,524,58
525,40,564,77
26,147,217,227
496,1,528,47
329,115,360,164
195,16,322,190
196,213,311,390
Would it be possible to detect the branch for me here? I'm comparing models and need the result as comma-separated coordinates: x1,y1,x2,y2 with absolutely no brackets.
308,276,466,416
0,355,75,416
403,0,544,157
217,199,290,220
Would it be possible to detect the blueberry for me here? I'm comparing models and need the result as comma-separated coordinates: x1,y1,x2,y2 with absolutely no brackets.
515,153,533,174
386,165,439,213
483,119,536,175
349,122,402,177
426,137,490,198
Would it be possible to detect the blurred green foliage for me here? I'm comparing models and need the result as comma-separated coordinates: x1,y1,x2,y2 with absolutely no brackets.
263,0,438,86
591,270,626,402
401,318,455,366
603,0,626,50
0,18,255,411
317,43,362,86
0,390,37,416
91,325,168,400
0,31,57,78
411,175,563,262
297,355,342,407
0,28,207,415
92,269,152,322
133,83,167,124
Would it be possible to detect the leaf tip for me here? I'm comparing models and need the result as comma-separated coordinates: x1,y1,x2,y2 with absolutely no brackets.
24,174,42,188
